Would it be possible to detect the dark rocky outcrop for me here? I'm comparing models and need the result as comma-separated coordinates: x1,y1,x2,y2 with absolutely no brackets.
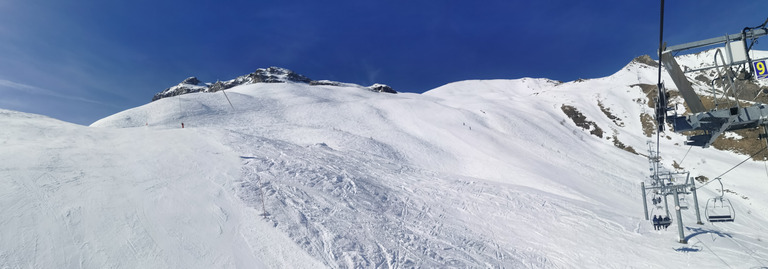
181,77,201,85
309,80,345,87
151,77,207,101
368,83,396,94
633,55,659,68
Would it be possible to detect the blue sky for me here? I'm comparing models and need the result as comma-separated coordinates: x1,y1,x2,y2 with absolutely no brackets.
1,1,767,125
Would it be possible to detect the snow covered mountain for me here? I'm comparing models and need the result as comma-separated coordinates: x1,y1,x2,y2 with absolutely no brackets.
3,49,768,268
151,67,395,101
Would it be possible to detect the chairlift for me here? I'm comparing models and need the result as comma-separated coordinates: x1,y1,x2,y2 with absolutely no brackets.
651,196,663,208
678,196,689,210
659,216,672,227
704,178,735,223
706,197,735,222
652,214,673,229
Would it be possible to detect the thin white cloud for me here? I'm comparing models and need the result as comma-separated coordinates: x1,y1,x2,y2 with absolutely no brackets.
0,79,106,105
362,61,381,86
0,79,38,91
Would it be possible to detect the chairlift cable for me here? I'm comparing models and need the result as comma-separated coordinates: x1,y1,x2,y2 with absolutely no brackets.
725,231,768,266
706,221,768,266
745,18,768,51
694,237,734,269
696,146,768,190
678,145,693,167
657,0,665,88
764,160,768,181
656,0,665,157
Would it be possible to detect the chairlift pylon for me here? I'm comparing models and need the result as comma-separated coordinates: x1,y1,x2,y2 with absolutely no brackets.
704,178,735,223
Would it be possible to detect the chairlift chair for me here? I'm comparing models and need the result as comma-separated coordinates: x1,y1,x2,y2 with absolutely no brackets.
705,197,735,222
678,196,689,210
658,216,673,227
649,210,672,228
705,178,735,223
651,196,663,209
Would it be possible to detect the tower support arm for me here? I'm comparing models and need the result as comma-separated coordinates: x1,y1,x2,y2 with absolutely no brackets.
661,52,707,113
664,28,768,54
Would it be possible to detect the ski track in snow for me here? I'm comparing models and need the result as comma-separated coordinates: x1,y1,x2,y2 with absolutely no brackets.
230,133,550,267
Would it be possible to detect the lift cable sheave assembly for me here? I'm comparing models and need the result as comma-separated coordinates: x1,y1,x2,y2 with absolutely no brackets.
654,16,768,229
659,17,768,148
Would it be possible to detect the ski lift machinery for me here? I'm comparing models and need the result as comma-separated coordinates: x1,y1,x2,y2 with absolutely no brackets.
660,18,768,148
657,17,768,225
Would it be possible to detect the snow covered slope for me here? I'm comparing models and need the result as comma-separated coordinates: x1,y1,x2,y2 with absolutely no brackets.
4,50,768,268
0,109,323,268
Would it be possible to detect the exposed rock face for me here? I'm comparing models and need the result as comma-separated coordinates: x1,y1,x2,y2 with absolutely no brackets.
181,77,201,85
309,80,397,94
368,83,396,94
151,77,207,101
633,55,659,68
309,80,345,87
249,67,312,83
152,67,396,101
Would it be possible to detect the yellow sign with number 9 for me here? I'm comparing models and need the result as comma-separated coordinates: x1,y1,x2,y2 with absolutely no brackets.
755,60,768,79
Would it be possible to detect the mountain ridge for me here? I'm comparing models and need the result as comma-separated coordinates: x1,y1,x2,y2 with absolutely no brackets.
151,66,396,101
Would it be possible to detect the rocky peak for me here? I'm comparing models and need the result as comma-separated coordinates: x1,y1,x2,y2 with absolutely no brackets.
248,67,312,84
152,67,397,102
368,83,396,93
632,55,659,68
181,77,201,85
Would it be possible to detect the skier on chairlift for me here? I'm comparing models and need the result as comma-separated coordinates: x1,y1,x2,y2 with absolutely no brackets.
652,215,660,230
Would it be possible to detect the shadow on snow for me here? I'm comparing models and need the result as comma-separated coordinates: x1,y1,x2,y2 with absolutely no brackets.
684,226,733,242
